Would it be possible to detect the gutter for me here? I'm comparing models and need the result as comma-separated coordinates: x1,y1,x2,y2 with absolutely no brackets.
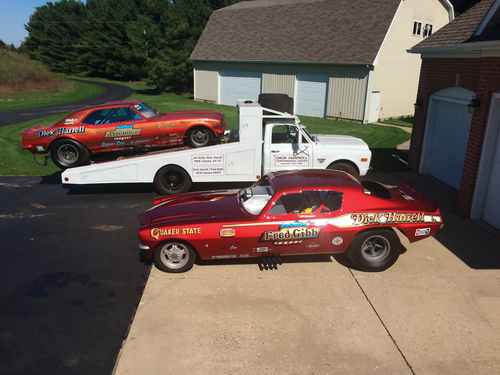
408,39,500,54
190,58,373,67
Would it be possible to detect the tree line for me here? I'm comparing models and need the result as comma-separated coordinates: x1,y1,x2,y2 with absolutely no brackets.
21,0,482,93
23,0,238,92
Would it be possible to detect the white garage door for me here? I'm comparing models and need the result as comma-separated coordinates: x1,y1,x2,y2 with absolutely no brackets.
423,98,472,189
219,71,261,106
295,74,328,117
483,127,500,229
481,98,500,229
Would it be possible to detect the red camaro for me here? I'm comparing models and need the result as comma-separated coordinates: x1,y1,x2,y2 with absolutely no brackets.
22,100,226,168
138,170,443,273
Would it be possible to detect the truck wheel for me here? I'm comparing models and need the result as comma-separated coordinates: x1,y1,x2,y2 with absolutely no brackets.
154,241,196,273
154,165,192,195
347,229,400,272
327,162,358,177
186,126,213,148
50,139,89,169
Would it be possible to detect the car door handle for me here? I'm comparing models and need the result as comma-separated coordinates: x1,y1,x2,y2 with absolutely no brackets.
271,150,279,153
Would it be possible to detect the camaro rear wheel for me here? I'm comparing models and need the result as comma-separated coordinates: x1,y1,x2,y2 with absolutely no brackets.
327,162,358,177
154,165,192,195
347,229,400,272
50,139,89,169
186,126,213,148
154,241,196,273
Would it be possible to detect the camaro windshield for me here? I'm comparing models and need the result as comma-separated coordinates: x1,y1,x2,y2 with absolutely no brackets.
133,102,158,119
238,185,274,215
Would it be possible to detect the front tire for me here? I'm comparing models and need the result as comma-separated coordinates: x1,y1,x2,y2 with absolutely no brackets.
327,162,358,177
154,241,196,273
50,139,89,169
186,126,213,148
154,165,192,195
347,229,400,272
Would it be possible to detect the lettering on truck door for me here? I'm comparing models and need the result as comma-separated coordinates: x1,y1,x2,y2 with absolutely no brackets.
265,124,312,173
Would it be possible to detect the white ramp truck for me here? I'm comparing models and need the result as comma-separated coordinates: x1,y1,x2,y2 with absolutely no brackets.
62,100,371,194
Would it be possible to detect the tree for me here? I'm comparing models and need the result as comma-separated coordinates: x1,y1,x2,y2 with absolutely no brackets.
24,0,86,73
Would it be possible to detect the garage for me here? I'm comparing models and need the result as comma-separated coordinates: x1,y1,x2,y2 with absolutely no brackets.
420,88,474,190
472,93,500,230
295,74,329,117
219,71,262,106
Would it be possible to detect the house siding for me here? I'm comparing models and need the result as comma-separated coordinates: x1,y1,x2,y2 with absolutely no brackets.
193,67,218,102
262,73,295,97
193,61,369,121
409,56,500,216
370,0,451,119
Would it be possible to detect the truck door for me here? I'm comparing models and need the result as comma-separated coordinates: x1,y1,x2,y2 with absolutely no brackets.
263,124,312,174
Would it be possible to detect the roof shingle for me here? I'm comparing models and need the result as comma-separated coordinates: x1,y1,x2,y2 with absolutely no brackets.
190,0,400,65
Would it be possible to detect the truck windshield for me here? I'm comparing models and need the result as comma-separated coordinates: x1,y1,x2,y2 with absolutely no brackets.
300,126,315,142
238,186,274,215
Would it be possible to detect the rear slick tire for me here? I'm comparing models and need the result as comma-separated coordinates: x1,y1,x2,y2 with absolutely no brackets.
50,139,89,169
347,229,400,272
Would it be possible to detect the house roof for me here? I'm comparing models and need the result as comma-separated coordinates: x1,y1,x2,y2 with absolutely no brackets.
190,0,402,65
412,0,498,49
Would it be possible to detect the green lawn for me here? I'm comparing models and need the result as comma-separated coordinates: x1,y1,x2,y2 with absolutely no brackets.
1,78,410,176
379,116,414,128
0,79,103,112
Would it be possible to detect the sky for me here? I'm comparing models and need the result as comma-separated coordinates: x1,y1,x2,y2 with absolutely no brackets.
0,0,51,46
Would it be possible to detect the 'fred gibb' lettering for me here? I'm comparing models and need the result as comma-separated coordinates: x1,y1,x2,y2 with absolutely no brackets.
37,126,85,137
150,227,201,240
260,225,320,242
351,212,425,225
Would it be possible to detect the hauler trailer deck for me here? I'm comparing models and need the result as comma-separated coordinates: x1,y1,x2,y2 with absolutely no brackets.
62,100,371,194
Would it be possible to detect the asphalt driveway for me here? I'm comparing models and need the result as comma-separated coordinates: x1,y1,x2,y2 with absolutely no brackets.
0,78,132,127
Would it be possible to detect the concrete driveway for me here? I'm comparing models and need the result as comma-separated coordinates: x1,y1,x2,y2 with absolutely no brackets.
114,171,500,375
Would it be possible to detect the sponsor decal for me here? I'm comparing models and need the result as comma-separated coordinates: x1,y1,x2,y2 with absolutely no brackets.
192,154,225,176
256,247,269,252
64,118,78,125
158,122,176,129
105,124,142,138
150,227,201,240
212,255,236,259
37,126,85,138
220,228,235,238
332,236,344,246
273,154,309,168
351,212,425,226
415,228,431,236
260,223,320,245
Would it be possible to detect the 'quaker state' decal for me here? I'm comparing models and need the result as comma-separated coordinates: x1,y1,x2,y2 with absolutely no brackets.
105,124,142,138
260,221,320,245
38,126,85,137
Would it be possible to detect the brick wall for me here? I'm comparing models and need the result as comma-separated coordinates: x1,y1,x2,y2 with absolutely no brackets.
409,56,500,216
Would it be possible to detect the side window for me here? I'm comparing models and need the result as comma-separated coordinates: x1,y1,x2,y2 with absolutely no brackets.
423,24,433,38
268,191,343,215
412,21,422,36
271,124,298,144
82,107,141,125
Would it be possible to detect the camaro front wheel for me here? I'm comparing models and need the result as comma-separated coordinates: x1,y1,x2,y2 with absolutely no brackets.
347,229,400,272
154,241,196,273
50,139,89,169
186,126,213,148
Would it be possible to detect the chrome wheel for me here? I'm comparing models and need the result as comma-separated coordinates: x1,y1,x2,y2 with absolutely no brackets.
159,242,190,269
360,235,390,263
57,144,79,164
188,127,212,147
